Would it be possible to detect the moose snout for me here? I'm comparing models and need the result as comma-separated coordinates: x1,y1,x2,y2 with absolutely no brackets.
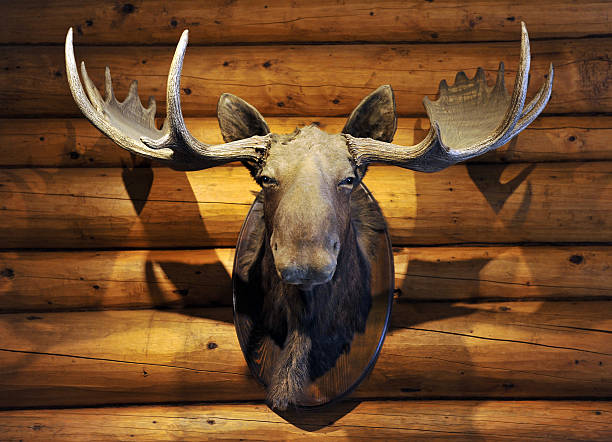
277,260,336,285
271,234,340,286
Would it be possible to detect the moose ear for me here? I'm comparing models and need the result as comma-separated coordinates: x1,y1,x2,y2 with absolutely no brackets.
342,85,397,142
217,93,270,142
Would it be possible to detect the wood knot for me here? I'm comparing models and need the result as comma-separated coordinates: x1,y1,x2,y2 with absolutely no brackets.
569,254,584,265
1,268,15,278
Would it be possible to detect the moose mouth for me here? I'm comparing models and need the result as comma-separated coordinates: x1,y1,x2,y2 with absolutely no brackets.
276,268,336,288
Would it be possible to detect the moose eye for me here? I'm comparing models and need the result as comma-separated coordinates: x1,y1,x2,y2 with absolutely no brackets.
260,175,277,187
339,177,355,187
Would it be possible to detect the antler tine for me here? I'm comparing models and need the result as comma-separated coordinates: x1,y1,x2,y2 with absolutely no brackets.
505,62,554,141
65,28,269,171
347,22,552,173
139,30,194,152
79,61,104,112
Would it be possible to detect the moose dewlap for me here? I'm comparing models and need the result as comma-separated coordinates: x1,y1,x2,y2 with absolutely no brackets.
64,22,552,410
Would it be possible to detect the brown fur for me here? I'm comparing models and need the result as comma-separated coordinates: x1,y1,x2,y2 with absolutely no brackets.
236,182,385,410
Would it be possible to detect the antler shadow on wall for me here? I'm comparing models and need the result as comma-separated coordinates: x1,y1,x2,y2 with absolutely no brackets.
120,158,235,313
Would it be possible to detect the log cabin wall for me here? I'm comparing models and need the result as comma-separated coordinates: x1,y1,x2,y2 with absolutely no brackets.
0,1,610,439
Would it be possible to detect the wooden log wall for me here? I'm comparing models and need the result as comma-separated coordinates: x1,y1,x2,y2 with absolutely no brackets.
0,1,610,440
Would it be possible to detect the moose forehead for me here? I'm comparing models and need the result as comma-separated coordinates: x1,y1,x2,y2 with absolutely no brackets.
260,125,356,183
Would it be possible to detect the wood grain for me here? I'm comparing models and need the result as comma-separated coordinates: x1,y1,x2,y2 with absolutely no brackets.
0,249,236,312
0,401,610,440
2,116,611,168
2,0,610,436
392,246,612,302
1,162,610,249
1,246,610,312
1,38,608,117
0,302,609,408
2,0,611,45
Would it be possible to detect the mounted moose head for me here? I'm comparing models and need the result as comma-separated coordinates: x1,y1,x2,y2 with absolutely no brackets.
65,23,553,410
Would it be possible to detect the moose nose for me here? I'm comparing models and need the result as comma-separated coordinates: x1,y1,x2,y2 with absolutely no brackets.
277,260,336,286
272,236,338,286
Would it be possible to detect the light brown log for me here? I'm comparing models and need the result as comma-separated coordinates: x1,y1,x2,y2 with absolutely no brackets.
1,246,610,312
390,245,612,302
0,249,236,311
1,162,610,249
0,401,610,441
2,116,611,168
2,0,611,45
0,302,609,408
0,38,607,117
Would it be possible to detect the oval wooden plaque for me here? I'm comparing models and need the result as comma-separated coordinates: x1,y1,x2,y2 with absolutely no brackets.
232,183,394,408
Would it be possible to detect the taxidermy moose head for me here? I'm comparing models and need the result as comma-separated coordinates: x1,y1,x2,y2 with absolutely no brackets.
65,23,552,410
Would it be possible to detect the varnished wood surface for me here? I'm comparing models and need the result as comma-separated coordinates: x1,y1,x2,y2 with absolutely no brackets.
1,162,610,248
0,302,609,408
1,401,610,441
1,38,607,117
2,0,611,45
1,246,610,312
395,246,612,302
2,116,611,168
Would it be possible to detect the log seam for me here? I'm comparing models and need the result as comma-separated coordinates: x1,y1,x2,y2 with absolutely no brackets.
404,327,612,356
0,348,247,376
0,190,252,206
386,353,603,383
399,273,612,291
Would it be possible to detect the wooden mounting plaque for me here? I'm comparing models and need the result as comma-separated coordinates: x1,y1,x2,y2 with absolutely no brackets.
232,184,394,408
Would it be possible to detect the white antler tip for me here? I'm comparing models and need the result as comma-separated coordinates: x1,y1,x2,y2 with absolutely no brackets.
521,22,529,40
65,28,75,53
547,63,555,84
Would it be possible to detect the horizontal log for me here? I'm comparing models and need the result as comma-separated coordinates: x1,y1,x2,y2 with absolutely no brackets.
2,1,611,45
1,401,610,440
1,162,610,248
1,38,608,117
0,302,609,408
0,249,235,311
1,246,610,312
394,246,612,302
2,116,611,168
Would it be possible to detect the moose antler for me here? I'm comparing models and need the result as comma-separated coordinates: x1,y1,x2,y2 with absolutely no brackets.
346,22,553,172
65,28,269,171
